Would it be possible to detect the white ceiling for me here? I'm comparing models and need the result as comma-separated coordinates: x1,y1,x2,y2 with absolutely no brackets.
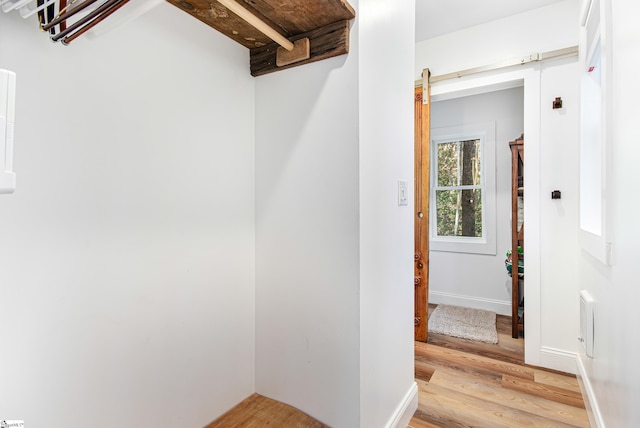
415,0,565,42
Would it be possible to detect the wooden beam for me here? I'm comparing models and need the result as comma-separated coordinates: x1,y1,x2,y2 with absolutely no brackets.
166,0,354,50
167,0,287,49
250,20,350,77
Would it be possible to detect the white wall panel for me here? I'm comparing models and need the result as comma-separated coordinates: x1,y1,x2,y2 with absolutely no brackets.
0,5,255,427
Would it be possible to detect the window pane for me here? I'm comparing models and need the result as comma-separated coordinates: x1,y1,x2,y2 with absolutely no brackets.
437,139,481,186
437,142,460,186
436,189,483,237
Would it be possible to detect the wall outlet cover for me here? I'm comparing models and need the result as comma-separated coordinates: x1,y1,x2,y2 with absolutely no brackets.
398,180,408,206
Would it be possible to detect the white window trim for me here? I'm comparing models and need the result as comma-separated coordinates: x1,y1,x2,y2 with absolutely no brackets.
579,0,612,265
430,122,497,255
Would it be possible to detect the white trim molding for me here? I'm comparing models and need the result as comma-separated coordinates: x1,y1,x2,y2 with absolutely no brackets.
579,0,613,266
577,355,606,428
430,122,497,256
385,382,418,428
429,290,511,316
539,346,578,375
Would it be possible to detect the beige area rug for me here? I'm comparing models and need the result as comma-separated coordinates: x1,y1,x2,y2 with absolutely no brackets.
428,304,498,344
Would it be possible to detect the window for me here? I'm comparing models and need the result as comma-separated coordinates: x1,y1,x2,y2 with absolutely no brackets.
430,123,496,255
435,139,483,238
579,0,611,264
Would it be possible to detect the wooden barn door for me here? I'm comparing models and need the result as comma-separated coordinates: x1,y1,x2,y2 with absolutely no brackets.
414,80,430,342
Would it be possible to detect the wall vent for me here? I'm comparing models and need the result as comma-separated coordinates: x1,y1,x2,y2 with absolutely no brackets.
579,289,595,358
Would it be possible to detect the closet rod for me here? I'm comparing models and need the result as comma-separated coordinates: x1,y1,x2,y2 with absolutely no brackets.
50,0,124,42
217,0,293,51
42,0,100,31
62,0,129,44
414,45,579,87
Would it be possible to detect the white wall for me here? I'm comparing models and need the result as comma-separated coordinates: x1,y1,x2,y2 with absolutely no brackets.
0,5,255,427
415,0,582,79
358,0,417,426
255,0,416,425
254,13,361,428
416,0,582,372
538,58,580,368
429,87,524,315
1,1,417,426
577,1,640,426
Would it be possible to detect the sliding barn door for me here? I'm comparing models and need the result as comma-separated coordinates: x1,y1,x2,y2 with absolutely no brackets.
414,83,430,342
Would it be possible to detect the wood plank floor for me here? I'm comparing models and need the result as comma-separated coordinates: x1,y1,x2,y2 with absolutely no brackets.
206,305,588,427
206,393,328,427
409,305,589,427
426,304,525,366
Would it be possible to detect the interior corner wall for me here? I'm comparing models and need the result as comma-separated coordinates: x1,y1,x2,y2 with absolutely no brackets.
358,0,417,426
0,5,255,427
429,87,524,316
253,9,361,427
255,0,417,425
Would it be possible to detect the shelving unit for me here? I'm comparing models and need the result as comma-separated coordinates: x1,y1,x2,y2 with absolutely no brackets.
509,135,524,338
167,0,356,76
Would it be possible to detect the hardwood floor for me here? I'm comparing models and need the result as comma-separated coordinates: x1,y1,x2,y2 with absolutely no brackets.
425,305,525,366
206,305,588,427
410,305,589,427
206,393,328,427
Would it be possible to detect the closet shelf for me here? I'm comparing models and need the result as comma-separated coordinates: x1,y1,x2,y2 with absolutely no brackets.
167,0,356,76
509,134,524,339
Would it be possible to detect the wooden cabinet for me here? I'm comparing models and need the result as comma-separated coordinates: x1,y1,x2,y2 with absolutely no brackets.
509,135,524,338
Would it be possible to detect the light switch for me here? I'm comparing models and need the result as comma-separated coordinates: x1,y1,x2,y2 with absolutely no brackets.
1,69,16,195
398,180,408,206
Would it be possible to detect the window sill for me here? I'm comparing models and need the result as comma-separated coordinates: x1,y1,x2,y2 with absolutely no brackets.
430,237,496,256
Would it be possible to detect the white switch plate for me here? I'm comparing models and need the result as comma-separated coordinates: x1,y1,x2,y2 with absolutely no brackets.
398,180,408,206
1,69,16,194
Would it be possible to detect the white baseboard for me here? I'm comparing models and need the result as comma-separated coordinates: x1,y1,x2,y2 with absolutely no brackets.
577,355,606,428
385,382,418,428
429,290,511,316
539,346,578,375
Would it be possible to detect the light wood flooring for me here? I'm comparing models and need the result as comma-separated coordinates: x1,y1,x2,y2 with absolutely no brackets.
206,305,588,427
409,305,589,427
206,393,328,427
425,304,525,366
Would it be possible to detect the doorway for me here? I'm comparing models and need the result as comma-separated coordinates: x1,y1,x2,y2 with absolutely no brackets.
429,86,523,316
415,69,540,361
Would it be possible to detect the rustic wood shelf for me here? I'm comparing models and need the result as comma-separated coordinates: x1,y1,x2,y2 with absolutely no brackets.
167,0,356,76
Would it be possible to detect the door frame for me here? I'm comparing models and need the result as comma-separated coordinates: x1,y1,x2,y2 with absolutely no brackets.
428,67,541,366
